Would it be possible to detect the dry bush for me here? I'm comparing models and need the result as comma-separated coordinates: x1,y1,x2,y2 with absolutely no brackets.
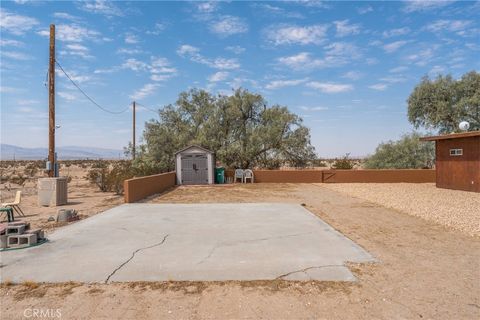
332,153,355,170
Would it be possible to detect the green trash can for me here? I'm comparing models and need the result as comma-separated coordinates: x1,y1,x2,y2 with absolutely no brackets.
215,167,225,184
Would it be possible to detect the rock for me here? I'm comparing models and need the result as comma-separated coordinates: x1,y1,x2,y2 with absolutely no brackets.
56,209,79,223
47,216,55,222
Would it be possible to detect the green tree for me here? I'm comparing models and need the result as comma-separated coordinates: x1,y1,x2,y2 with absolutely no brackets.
135,88,316,170
364,132,435,169
407,71,480,133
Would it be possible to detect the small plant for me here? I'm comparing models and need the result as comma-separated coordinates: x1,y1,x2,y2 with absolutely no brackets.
332,153,354,170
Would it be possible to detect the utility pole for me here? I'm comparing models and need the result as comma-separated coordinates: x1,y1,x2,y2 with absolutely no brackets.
48,24,55,177
132,101,136,160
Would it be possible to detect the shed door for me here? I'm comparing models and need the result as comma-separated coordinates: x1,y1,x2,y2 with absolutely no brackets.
181,154,208,185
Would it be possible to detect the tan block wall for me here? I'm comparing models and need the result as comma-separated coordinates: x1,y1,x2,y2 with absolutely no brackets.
124,172,176,203
226,169,435,183
321,169,436,183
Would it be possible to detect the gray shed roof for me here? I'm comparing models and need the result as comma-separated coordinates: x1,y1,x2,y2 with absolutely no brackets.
175,145,214,155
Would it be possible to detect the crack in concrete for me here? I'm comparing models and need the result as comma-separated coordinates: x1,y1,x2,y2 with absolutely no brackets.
275,264,345,280
196,232,314,265
104,234,169,284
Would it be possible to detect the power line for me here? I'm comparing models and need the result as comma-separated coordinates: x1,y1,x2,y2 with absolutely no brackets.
135,102,160,114
55,60,130,115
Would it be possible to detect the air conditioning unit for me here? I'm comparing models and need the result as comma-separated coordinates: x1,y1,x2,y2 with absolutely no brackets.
38,177,68,206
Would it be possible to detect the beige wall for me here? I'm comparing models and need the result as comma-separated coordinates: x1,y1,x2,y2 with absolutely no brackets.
321,169,436,183
124,169,436,203
225,169,436,183
124,172,176,203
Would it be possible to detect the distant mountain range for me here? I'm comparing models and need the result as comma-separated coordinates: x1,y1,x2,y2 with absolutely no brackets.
0,144,125,160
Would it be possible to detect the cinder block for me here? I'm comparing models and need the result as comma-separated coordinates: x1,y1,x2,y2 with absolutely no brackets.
8,222,30,230
26,229,45,240
6,225,25,235
0,235,7,249
8,234,37,247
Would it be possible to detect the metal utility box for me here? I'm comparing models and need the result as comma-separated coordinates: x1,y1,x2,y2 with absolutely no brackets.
38,177,68,206
175,145,215,185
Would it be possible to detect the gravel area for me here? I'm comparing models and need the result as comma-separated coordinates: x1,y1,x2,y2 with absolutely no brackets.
320,183,480,237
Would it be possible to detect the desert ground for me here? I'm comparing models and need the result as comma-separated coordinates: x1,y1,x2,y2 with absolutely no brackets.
1,163,479,319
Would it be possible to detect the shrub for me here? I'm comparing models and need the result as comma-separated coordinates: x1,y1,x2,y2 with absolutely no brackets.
24,163,39,177
87,161,135,194
332,153,354,170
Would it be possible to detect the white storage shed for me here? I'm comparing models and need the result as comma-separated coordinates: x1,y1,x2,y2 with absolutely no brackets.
175,145,215,185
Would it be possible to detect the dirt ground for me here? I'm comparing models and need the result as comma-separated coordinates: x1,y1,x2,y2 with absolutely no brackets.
1,183,479,319
0,165,123,234
322,183,480,236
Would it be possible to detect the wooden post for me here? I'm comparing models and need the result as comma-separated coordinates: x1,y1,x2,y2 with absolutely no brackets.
48,24,55,177
132,101,136,160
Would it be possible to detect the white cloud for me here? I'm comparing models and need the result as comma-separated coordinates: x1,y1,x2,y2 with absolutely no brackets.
389,66,409,73
57,68,91,84
17,99,39,106
307,81,353,93
121,58,148,72
425,19,473,35
58,92,77,101
379,76,407,83
368,83,388,91
225,45,245,54
146,22,166,35
62,43,93,59
265,24,328,45
37,24,101,42
403,0,454,13
299,106,328,111
357,5,373,14
130,83,159,100
149,57,177,81
1,39,24,48
265,79,307,90
94,56,176,83
210,16,248,37
208,71,229,82
382,27,410,38
1,51,32,60
53,12,82,22
125,33,139,44
210,58,240,70
428,65,446,76
278,52,320,70
383,40,409,53
196,1,219,13
292,0,330,8
0,9,39,35
324,42,361,58
342,71,362,80
117,48,143,55
406,47,436,66
278,43,360,71
0,86,21,93
177,44,240,70
252,3,304,19
334,20,361,37
79,0,123,17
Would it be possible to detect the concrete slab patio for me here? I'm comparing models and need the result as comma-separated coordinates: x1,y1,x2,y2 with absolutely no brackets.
0,203,375,283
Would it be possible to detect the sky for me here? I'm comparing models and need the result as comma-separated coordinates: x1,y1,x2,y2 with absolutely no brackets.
1,0,479,157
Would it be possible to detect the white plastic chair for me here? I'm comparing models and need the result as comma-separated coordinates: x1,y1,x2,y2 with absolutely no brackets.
1,191,25,217
244,169,254,183
234,169,244,183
